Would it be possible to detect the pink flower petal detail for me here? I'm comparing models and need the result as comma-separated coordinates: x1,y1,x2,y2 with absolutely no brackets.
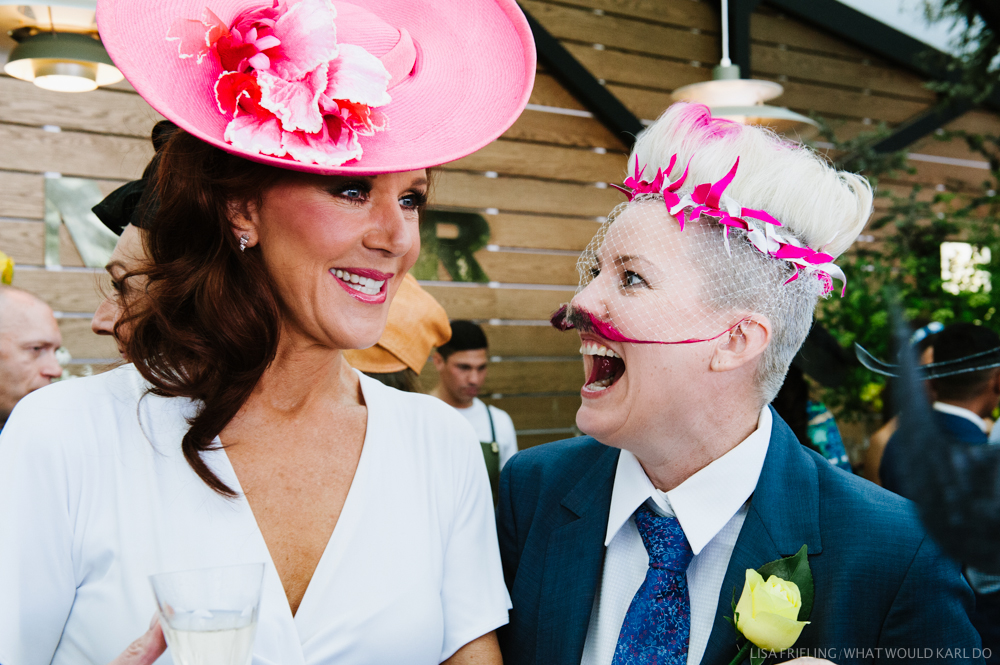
325,44,392,108
282,118,362,167
255,35,281,50
215,71,260,116
269,0,340,81
201,8,230,51
257,65,328,133
248,52,271,70
166,8,229,63
225,114,286,157
167,18,210,59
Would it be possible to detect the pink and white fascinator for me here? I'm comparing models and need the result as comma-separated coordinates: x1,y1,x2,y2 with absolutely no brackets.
97,0,536,174
616,156,848,296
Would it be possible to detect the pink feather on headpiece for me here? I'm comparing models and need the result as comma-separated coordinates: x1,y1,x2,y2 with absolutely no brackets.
612,156,847,297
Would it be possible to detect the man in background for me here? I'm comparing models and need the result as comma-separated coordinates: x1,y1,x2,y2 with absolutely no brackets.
430,320,518,503
881,322,1000,493
880,321,1000,664
0,286,63,431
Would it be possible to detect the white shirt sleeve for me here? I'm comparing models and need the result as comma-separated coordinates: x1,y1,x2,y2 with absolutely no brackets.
0,396,79,665
439,420,512,660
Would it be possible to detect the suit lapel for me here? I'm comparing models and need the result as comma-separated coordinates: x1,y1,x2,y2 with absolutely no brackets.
700,409,823,665
536,444,620,665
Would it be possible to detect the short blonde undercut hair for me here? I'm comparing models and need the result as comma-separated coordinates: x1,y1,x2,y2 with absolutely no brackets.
629,103,873,402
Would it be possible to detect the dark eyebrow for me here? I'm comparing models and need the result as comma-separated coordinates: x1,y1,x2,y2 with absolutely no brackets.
410,177,429,188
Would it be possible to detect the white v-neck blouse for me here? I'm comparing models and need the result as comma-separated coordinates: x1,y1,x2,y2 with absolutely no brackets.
0,365,510,665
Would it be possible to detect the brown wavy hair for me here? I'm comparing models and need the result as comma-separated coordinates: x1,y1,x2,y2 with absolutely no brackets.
120,129,291,496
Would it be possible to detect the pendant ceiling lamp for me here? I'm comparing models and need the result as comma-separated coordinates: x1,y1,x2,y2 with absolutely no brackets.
670,0,817,139
2,5,122,93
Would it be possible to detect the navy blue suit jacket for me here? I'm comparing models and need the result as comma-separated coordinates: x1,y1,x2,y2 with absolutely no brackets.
881,410,988,496
497,409,982,665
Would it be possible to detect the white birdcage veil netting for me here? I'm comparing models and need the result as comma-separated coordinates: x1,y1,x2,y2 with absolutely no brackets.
565,194,827,346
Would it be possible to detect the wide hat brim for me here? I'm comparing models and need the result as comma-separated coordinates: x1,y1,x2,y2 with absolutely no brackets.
96,0,536,175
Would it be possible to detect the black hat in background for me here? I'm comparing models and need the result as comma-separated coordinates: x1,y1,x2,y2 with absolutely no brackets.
91,120,177,236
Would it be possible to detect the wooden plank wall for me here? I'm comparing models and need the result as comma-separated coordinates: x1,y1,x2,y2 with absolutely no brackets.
3,0,1000,451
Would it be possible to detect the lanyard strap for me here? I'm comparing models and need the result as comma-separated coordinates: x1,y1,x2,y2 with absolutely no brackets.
485,403,497,443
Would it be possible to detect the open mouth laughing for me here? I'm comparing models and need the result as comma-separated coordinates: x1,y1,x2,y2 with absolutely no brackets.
580,337,626,395
331,267,392,303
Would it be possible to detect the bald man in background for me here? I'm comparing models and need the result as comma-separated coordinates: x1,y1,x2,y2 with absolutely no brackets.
0,286,63,431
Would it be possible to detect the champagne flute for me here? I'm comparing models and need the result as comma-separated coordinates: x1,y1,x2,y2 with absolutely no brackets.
149,562,265,665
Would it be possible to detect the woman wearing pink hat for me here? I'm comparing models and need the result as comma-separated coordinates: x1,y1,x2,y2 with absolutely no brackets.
0,1,534,663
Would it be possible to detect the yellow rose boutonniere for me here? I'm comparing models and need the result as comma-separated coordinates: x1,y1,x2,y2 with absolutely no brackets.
726,545,814,665
0,250,13,285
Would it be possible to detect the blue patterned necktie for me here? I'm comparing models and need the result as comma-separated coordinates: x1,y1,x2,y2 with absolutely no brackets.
612,503,694,665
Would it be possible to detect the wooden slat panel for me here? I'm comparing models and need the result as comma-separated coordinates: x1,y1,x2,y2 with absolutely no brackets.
445,139,626,184
607,78,928,126
521,0,720,63
944,110,1000,135
58,225,85,268
751,11,871,61
421,358,583,394
0,219,44,264
483,394,581,430
95,178,132,196
517,432,573,449
753,78,930,124
823,120,903,142
422,284,570,320
604,84,673,122
503,108,627,151
563,43,713,92
883,162,989,192
0,76,162,137
908,136,993,161
0,124,153,181
751,44,935,101
58,318,120,360
10,269,109,312
482,324,582,356
487,213,600,251
432,171,625,217
530,73,588,111
0,171,44,219
531,0,719,32
475,249,579,285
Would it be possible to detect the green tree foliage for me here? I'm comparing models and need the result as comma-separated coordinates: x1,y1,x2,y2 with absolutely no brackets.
812,118,1000,418
922,0,1000,104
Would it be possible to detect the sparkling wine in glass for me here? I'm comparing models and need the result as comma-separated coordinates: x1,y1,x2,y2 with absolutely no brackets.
149,562,265,665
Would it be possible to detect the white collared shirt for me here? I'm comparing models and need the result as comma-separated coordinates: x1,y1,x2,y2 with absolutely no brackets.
581,407,772,665
933,401,988,433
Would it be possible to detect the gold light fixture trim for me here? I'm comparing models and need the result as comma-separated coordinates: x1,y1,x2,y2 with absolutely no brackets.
4,29,123,93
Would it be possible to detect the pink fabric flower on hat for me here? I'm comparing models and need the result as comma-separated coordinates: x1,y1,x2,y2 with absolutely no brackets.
167,0,391,167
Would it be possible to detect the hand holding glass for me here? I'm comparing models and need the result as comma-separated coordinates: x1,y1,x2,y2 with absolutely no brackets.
149,562,264,665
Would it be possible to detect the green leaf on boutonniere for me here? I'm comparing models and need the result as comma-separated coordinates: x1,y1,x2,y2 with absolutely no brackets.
756,544,814,622
724,545,814,665
725,589,738,628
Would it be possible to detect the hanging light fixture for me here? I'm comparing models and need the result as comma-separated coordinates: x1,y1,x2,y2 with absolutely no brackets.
3,5,123,93
671,0,817,138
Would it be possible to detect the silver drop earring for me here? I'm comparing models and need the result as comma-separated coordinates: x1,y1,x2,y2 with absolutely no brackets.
239,234,249,253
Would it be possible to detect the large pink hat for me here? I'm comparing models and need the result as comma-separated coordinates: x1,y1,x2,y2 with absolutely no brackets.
96,0,535,174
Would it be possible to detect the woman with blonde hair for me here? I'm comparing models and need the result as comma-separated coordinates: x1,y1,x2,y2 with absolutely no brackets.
0,0,534,662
